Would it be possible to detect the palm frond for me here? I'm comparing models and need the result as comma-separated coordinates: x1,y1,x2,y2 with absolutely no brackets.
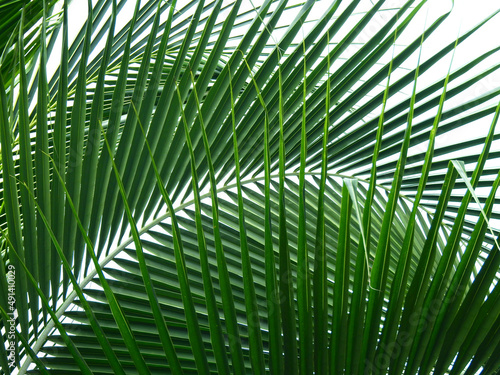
1,1,500,374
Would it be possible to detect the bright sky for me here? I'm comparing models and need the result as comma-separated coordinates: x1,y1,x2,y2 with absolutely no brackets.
62,0,500,102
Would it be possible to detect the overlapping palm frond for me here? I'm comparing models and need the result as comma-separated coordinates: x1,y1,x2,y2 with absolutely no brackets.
1,0,500,374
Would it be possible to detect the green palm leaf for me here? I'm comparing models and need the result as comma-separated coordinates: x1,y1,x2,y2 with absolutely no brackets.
1,1,500,374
